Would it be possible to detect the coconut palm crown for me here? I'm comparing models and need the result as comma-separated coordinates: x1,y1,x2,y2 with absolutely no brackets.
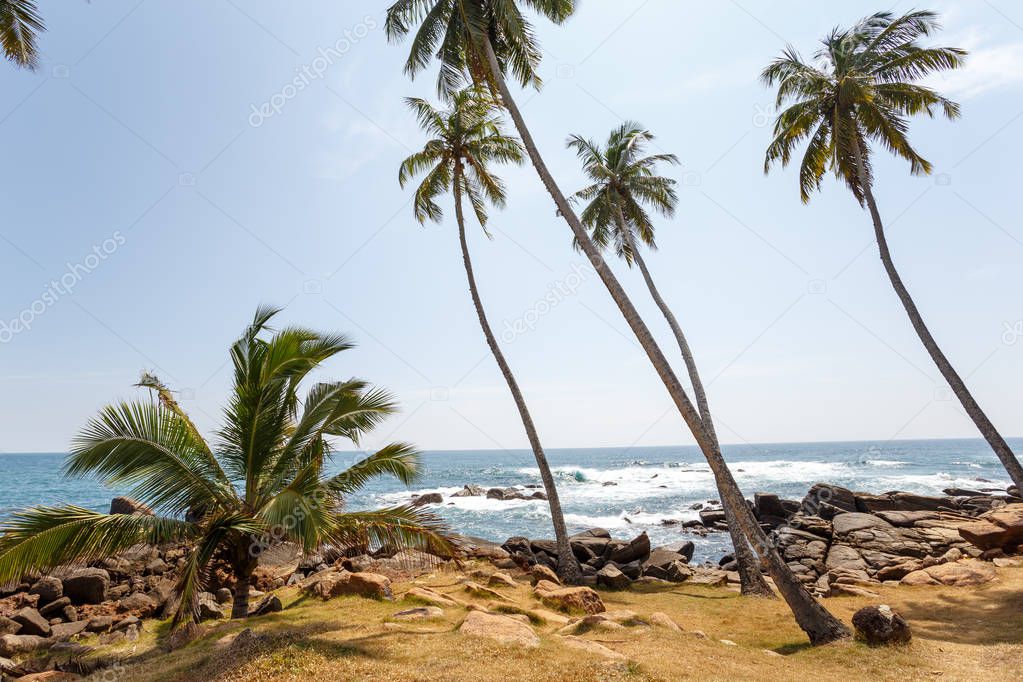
385,0,575,96
1,0,44,69
761,10,965,203
399,87,524,229
0,306,452,624
567,122,679,265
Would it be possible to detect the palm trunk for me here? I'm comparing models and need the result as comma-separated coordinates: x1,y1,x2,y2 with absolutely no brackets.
231,540,258,619
852,143,1023,492
619,210,774,598
482,38,848,644
453,169,582,583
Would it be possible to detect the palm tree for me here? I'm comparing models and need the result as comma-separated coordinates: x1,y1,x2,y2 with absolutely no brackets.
385,1,850,643
762,11,1023,492
399,88,581,582
1,0,44,69
568,123,774,598
0,306,452,624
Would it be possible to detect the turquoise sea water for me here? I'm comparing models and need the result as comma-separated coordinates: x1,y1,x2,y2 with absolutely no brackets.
0,438,1016,563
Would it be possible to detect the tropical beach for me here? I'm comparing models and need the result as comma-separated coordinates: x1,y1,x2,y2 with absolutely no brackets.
1,2,1022,680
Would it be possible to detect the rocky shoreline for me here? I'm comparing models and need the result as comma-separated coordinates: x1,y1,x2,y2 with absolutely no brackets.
1,483,1020,679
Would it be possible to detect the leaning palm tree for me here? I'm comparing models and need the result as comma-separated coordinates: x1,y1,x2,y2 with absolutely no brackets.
569,123,774,598
1,0,44,69
762,11,1023,492
399,88,581,582
385,1,850,643
0,306,452,624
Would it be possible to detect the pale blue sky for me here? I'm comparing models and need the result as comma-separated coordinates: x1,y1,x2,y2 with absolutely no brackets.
1,1,1021,454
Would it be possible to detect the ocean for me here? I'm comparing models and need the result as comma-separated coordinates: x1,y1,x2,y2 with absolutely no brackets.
0,437,1016,564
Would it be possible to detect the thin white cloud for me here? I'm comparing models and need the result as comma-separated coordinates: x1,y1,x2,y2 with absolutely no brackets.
923,28,1023,98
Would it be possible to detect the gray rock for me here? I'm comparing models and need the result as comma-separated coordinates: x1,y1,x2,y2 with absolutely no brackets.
596,564,631,590
51,620,89,641
29,576,63,605
215,587,233,604
197,592,226,621
0,634,51,657
608,532,650,565
0,617,20,636
451,485,485,497
801,483,857,518
38,596,71,618
119,591,158,616
86,615,114,632
11,608,50,637
852,604,911,646
411,492,443,507
249,594,283,617
63,567,110,604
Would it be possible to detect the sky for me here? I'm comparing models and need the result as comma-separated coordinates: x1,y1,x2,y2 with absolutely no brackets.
0,0,1021,454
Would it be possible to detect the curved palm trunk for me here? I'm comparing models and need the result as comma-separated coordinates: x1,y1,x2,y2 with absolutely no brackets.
852,144,1023,492
482,39,848,643
453,172,582,583
620,218,774,598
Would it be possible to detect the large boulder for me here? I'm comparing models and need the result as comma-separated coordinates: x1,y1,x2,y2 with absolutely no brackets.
109,496,154,516
855,492,949,514
11,608,50,638
62,568,110,605
832,513,930,559
900,560,997,587
303,570,393,600
0,618,20,636
197,593,226,621
118,592,158,617
0,634,51,657
28,577,63,606
450,485,485,498
596,564,631,591
458,610,538,648
608,532,650,565
958,504,1023,551
643,548,688,573
533,582,605,615
410,492,443,507
801,483,857,519
851,605,911,646
661,540,695,562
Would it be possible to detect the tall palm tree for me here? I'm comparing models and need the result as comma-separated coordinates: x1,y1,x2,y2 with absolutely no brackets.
568,123,774,598
0,306,452,624
385,1,850,643
399,88,581,582
1,0,44,69
762,11,1023,492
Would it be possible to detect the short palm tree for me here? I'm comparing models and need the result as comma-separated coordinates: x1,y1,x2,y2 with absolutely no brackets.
1,0,44,69
386,0,849,643
0,306,452,624
762,10,1023,492
569,123,773,598
399,87,581,582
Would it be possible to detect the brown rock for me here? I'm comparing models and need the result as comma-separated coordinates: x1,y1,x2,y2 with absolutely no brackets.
458,610,539,647
534,583,605,615
12,608,50,637
28,577,63,606
0,633,51,657
109,496,154,516
529,564,560,586
50,620,89,641
118,591,158,617
404,586,461,608
558,634,625,661
62,568,110,605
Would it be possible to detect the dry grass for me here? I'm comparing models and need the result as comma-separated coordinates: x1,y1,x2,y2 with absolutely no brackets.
92,562,1023,682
